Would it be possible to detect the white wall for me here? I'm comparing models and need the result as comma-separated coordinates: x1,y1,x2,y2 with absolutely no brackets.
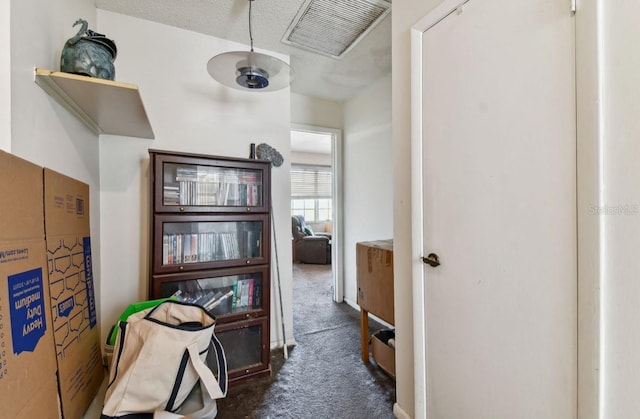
291,93,343,129
9,0,102,333
392,0,446,416
11,1,99,171
96,10,294,349
601,1,640,417
575,2,601,417
291,151,331,166
343,73,393,306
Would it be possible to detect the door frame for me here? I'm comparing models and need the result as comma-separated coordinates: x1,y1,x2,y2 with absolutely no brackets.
410,4,470,416
291,123,344,302
409,1,601,418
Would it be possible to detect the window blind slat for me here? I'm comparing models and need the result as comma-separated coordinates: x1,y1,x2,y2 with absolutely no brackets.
291,165,332,198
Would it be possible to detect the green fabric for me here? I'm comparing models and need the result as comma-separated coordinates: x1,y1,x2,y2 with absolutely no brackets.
303,226,314,236
107,297,176,346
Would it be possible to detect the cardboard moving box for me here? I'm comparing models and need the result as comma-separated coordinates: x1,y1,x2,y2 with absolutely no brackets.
356,239,394,324
371,331,396,379
0,151,60,418
356,240,395,367
44,168,103,419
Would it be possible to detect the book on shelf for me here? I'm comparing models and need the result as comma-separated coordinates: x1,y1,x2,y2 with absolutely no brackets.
210,232,220,261
239,184,247,207
239,278,253,308
247,278,254,309
160,186,263,266
230,278,255,310
176,279,200,297
226,181,240,206
236,182,260,207
206,288,234,312
176,234,182,264
190,233,198,262
175,166,197,181
169,234,175,264
197,233,205,263
219,232,240,260
219,233,227,259
165,233,224,265
243,230,260,258
183,233,191,263
231,233,240,259
174,285,234,314
163,185,180,205
192,290,215,308
163,235,169,264
171,165,262,206
231,279,238,310
173,166,263,207
252,280,262,309
239,279,248,308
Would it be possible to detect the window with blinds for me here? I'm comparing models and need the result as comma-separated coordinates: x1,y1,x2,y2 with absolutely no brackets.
291,165,332,198
291,164,332,223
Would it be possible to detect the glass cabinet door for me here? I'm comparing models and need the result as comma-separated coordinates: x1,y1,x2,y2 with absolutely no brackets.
215,317,270,382
154,214,269,273
154,154,270,213
155,266,270,320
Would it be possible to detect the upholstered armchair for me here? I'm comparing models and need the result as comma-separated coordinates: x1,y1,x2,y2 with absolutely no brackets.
291,215,331,264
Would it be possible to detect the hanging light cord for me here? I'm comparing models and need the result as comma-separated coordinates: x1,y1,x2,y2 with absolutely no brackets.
248,0,254,52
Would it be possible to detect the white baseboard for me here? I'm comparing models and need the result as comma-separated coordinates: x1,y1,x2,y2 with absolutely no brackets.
270,337,297,350
393,402,412,419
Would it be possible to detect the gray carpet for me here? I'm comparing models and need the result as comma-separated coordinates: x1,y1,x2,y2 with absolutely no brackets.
216,263,396,419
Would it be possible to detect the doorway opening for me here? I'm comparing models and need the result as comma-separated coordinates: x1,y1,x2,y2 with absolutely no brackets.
290,124,343,303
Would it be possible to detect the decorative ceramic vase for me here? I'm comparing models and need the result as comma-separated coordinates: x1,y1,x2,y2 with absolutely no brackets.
60,19,117,80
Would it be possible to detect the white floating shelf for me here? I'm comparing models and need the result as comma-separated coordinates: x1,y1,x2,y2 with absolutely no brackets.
34,68,155,139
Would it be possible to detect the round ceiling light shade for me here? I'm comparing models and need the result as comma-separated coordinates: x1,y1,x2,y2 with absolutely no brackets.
207,51,294,92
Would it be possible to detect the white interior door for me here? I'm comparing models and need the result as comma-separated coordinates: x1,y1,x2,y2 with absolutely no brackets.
411,0,576,417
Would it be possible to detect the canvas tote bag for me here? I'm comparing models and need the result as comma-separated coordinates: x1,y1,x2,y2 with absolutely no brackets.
101,301,227,418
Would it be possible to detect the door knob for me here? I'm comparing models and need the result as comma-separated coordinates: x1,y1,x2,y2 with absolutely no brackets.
422,253,440,267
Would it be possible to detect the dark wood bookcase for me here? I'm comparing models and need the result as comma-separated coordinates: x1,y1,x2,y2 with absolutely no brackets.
148,149,272,384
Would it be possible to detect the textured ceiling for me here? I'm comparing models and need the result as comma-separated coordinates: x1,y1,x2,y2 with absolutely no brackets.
95,0,392,103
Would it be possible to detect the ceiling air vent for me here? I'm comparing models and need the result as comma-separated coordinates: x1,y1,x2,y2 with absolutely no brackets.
281,0,391,59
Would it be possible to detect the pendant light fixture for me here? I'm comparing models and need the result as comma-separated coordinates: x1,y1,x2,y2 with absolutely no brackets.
207,0,294,92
